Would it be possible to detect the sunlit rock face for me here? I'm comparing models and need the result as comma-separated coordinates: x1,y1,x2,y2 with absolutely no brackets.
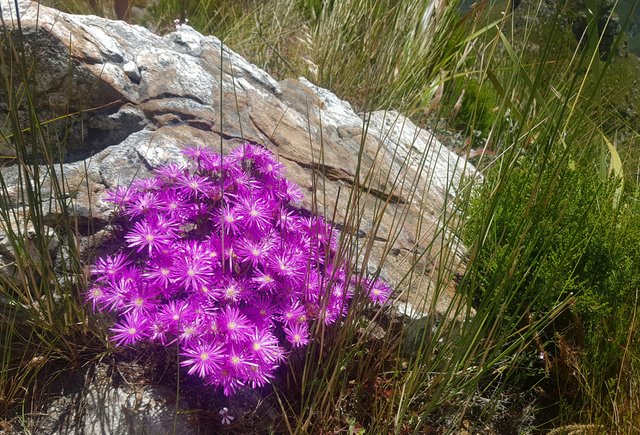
1,0,479,318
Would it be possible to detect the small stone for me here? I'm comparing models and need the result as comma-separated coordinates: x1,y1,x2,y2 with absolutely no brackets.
123,60,141,83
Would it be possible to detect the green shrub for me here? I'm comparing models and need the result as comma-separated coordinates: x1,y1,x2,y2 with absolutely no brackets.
464,147,640,429
445,75,500,135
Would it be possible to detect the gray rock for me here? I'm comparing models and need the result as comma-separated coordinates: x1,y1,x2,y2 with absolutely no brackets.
123,60,142,83
25,364,196,435
0,0,478,319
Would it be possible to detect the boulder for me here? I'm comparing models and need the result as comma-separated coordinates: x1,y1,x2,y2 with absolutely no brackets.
0,0,478,319
20,363,196,435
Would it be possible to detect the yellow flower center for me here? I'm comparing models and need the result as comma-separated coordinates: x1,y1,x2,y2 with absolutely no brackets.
200,353,209,361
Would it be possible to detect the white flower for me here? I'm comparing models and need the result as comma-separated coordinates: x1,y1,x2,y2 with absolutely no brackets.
219,407,234,425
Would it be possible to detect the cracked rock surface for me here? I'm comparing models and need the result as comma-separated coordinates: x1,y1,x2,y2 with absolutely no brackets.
1,0,479,320
11,363,197,435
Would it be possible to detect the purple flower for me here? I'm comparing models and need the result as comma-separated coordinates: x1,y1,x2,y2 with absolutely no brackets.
157,190,189,217
317,305,341,326
103,185,134,207
218,277,247,303
91,253,129,282
236,195,273,233
246,297,276,329
254,153,285,180
230,171,260,196
150,318,171,344
215,365,245,397
131,177,163,191
85,285,106,311
110,312,149,346
367,279,393,305
227,347,255,375
178,320,202,344
125,191,160,218
269,248,306,283
89,142,394,396
180,240,217,264
235,237,272,268
277,178,304,204
217,203,245,235
251,269,279,293
330,281,353,305
284,322,310,347
122,287,158,314
182,144,208,163
276,207,303,233
219,305,252,343
143,256,174,290
171,254,214,292
101,277,135,312
200,151,224,173
176,173,214,198
124,218,174,256
279,300,307,326
246,363,275,389
155,163,187,182
249,328,284,363
302,269,322,302
229,142,262,161
158,300,192,328
307,216,338,252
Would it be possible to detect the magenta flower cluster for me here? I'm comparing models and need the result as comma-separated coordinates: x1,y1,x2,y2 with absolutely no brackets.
87,143,392,396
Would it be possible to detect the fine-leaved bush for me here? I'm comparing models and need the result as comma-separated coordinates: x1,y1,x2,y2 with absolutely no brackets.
87,143,392,395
